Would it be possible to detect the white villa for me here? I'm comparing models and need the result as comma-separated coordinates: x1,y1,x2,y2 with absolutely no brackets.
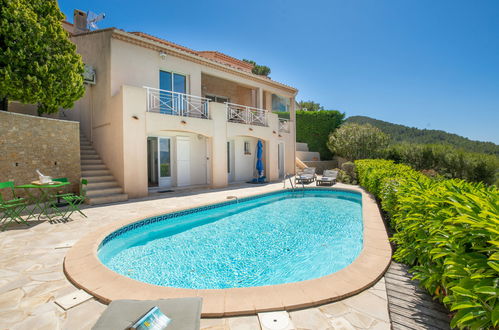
56,12,298,199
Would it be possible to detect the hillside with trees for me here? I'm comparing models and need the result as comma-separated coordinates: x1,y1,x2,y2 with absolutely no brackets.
345,116,499,155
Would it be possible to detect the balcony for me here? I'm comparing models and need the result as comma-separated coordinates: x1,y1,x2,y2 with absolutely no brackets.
145,87,210,119
226,102,267,127
278,118,290,133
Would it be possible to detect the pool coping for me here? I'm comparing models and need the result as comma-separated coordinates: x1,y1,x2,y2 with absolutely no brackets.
64,186,392,317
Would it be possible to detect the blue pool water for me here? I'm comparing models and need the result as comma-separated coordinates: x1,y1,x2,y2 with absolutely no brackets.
98,190,363,289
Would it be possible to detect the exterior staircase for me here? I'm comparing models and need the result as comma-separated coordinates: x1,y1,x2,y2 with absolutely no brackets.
296,142,321,161
80,134,128,205
296,142,338,174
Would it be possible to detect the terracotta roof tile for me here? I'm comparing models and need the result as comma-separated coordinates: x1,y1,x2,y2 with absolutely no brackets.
130,32,253,73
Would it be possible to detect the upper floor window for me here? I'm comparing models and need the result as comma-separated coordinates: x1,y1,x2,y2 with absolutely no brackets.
160,71,186,94
271,94,290,112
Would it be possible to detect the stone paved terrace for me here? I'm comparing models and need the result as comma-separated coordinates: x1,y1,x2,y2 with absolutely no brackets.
0,182,391,329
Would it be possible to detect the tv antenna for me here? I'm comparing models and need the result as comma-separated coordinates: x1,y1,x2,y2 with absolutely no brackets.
86,11,106,30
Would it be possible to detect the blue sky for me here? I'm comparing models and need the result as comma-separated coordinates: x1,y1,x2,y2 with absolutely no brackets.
60,0,499,144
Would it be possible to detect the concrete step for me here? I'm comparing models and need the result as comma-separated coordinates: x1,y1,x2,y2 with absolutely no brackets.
82,169,111,177
81,159,103,165
81,164,107,171
296,150,321,161
80,154,100,160
80,145,94,150
86,187,123,198
84,175,115,183
86,181,119,190
296,142,309,152
79,133,128,205
80,149,98,155
87,193,128,205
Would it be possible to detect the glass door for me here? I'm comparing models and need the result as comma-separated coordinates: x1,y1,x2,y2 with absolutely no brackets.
159,71,173,114
173,73,186,114
147,137,158,187
158,138,172,187
148,137,172,187
159,71,186,114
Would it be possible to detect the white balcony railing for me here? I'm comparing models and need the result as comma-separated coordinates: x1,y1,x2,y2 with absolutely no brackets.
226,102,267,127
278,118,290,133
145,87,210,119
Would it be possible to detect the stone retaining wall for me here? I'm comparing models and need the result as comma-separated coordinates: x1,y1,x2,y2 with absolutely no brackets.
0,112,80,200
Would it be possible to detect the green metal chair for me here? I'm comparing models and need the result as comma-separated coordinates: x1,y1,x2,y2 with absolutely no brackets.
53,177,73,200
59,179,88,219
0,181,29,230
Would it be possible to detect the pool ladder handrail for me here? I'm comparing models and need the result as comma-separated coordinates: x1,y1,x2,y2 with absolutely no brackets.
284,173,295,191
284,173,305,197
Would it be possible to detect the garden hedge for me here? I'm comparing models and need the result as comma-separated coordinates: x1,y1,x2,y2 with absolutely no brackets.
384,143,499,186
355,159,499,329
278,110,344,160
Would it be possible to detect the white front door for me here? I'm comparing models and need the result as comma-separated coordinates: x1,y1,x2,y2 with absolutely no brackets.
176,137,191,186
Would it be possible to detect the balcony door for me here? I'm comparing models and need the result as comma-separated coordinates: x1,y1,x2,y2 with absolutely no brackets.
159,71,186,114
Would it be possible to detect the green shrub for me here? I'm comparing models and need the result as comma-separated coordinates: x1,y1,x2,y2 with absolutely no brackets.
296,110,345,160
276,110,344,160
384,143,499,185
355,159,499,329
328,123,389,161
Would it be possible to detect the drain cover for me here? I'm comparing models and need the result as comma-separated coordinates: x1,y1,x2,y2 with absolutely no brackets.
258,311,295,330
54,290,92,310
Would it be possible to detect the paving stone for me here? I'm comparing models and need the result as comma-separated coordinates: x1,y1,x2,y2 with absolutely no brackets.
290,308,332,330
0,276,29,295
328,317,355,330
62,298,106,330
343,310,375,328
0,309,26,325
19,293,53,312
369,320,391,330
24,280,68,298
319,301,349,318
228,315,262,330
30,271,65,282
0,288,24,310
200,318,230,329
0,269,20,279
341,291,389,321
12,310,60,330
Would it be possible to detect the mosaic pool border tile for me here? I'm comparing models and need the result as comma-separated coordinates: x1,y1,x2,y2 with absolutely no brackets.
99,188,362,248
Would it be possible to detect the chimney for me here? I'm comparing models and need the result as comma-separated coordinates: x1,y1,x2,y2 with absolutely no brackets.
73,9,88,33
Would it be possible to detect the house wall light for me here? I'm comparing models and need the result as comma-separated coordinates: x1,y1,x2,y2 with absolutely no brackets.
159,52,167,60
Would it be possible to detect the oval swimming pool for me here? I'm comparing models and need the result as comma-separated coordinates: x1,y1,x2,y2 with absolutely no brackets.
98,189,363,289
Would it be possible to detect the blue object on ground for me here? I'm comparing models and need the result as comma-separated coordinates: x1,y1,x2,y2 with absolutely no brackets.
256,140,264,177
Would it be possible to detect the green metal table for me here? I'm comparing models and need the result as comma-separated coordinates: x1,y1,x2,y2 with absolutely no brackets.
15,181,71,220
